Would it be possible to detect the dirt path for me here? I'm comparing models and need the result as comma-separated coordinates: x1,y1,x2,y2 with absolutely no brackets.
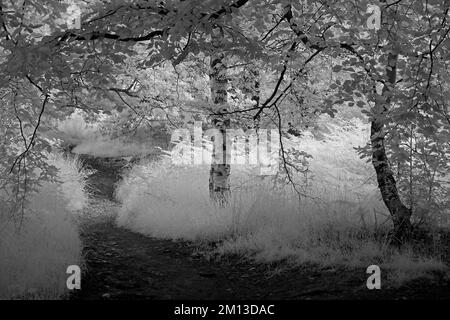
71,155,450,300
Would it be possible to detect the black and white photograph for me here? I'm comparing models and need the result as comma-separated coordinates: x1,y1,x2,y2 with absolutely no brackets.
0,0,449,313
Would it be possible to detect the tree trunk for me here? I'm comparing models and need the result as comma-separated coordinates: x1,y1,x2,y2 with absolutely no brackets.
209,26,230,204
371,51,412,245
249,63,261,132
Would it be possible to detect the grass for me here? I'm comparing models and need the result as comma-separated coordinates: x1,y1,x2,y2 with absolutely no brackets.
115,115,448,285
0,153,90,299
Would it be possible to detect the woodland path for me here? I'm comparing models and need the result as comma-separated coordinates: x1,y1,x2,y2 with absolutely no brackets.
70,155,450,300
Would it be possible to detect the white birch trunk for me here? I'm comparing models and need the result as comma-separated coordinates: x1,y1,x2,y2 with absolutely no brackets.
209,26,230,204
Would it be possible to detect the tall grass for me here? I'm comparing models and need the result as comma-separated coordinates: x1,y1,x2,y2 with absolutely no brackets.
116,159,233,240
115,117,447,283
0,153,89,299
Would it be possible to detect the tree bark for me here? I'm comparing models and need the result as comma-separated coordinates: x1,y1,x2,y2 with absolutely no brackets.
371,51,412,245
209,26,230,204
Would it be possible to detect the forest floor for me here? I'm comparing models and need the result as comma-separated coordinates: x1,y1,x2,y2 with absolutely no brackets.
70,155,450,300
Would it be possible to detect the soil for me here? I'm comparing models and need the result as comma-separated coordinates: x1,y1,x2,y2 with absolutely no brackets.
70,154,450,300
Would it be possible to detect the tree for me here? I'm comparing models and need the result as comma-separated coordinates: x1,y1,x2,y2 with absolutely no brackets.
332,0,450,243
